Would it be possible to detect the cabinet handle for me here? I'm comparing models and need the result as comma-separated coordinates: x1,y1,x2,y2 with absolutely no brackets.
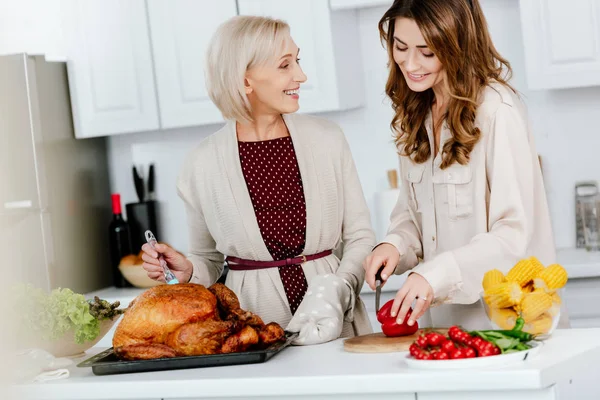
4,200,33,209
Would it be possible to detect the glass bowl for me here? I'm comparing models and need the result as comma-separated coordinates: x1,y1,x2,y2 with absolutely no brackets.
19,318,118,358
481,287,563,338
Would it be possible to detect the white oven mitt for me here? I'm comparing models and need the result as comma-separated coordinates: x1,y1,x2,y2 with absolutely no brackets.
286,274,354,345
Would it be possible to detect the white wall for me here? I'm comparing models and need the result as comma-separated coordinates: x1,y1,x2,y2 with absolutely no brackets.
2,0,599,253
0,0,66,60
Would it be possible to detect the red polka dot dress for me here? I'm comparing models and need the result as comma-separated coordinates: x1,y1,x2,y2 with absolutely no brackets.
238,136,308,315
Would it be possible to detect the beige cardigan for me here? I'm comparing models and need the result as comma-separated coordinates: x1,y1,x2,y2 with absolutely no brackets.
176,113,375,337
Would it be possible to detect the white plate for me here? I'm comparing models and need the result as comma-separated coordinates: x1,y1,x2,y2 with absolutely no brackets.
403,341,543,370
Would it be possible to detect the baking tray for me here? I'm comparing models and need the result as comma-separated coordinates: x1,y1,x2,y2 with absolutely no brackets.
77,331,298,376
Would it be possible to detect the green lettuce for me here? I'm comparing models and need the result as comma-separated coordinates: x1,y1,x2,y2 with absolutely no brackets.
12,284,100,344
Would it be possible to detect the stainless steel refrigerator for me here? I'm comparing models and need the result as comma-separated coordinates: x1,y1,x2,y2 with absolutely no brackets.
0,54,112,293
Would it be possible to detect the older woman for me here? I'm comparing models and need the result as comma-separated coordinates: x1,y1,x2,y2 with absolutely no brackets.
141,15,375,344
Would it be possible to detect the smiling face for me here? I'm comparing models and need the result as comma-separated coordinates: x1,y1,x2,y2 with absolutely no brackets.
244,34,307,116
392,18,445,93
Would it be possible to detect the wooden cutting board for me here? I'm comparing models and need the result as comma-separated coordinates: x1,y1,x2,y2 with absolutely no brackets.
343,328,449,353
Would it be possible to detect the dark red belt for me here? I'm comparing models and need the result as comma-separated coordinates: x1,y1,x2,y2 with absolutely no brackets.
226,250,333,271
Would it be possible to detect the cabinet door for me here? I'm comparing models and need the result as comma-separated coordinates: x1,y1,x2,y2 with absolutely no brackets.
520,0,600,90
62,0,159,138
237,0,341,113
0,54,42,212
147,0,237,129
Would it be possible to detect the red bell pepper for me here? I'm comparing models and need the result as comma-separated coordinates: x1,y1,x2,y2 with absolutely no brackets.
376,299,419,337
376,299,394,324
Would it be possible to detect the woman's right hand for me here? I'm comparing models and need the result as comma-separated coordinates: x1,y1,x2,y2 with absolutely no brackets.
141,243,193,283
362,243,400,290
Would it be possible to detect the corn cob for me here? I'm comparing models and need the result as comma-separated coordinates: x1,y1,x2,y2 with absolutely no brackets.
483,282,523,308
482,269,505,290
529,256,545,274
521,290,553,322
533,264,568,292
490,307,518,330
523,313,553,335
506,257,544,287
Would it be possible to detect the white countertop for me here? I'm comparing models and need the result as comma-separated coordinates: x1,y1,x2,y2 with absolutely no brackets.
11,328,600,400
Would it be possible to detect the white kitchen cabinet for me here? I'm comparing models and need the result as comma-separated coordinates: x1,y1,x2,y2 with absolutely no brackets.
329,0,392,10
237,0,365,114
58,0,365,136
62,0,159,138
519,0,600,90
147,0,237,129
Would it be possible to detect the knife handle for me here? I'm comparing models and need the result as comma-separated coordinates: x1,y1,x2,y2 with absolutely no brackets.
375,265,384,283
375,266,384,313
133,166,145,203
148,164,155,200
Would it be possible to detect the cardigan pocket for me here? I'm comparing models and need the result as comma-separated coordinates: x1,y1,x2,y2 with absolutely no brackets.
405,164,426,212
433,163,473,220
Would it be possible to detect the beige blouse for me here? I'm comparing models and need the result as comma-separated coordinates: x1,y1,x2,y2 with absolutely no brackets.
382,83,560,329
176,113,375,337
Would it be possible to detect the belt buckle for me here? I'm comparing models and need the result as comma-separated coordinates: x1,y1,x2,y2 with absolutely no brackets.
300,254,307,264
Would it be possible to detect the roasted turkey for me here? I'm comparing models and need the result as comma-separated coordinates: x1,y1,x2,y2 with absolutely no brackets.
112,283,285,360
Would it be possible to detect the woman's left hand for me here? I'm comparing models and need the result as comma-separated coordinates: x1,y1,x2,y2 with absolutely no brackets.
287,274,353,345
391,273,434,326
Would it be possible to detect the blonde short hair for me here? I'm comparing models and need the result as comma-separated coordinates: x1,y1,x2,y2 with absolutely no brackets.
205,15,290,124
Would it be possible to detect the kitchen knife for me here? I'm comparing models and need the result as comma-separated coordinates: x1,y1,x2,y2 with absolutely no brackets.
133,166,145,203
147,164,155,201
375,266,384,313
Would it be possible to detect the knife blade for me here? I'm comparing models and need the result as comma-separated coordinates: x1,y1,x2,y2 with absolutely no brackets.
375,266,384,313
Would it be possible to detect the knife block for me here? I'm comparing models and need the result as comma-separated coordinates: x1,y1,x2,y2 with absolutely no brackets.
126,200,160,254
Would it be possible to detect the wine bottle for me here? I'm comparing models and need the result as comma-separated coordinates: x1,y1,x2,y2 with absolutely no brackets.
109,193,133,287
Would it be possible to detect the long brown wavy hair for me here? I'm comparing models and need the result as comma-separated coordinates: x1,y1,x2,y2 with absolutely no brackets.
379,0,515,169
